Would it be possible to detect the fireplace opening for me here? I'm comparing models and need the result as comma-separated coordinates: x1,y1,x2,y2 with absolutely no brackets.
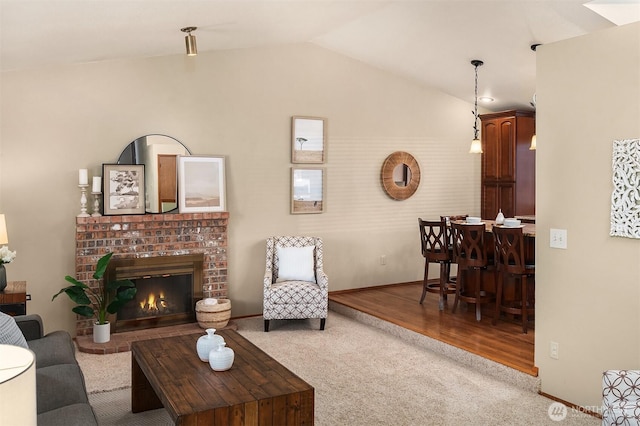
105,254,204,333
118,274,192,320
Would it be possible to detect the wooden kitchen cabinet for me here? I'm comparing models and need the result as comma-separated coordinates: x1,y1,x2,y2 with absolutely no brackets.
480,110,535,220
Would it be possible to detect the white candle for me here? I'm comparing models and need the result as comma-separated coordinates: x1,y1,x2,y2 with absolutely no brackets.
78,169,88,185
92,176,101,193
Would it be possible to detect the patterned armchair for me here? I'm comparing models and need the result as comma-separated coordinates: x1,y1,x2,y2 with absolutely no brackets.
263,236,328,332
602,370,640,425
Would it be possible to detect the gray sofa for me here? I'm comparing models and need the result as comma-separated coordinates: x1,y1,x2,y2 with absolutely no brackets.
13,314,98,425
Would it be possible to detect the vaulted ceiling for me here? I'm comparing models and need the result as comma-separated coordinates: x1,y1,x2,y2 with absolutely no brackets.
2,1,637,111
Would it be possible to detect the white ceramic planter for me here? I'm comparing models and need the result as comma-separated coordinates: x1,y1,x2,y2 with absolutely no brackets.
209,342,234,371
196,329,225,362
93,322,110,343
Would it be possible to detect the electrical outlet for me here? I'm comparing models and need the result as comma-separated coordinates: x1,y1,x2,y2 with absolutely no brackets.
550,341,559,359
550,228,568,249
380,255,386,265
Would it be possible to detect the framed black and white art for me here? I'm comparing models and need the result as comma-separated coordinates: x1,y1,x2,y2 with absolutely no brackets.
102,164,145,215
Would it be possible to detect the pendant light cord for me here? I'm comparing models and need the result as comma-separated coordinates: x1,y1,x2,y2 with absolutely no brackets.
473,62,480,140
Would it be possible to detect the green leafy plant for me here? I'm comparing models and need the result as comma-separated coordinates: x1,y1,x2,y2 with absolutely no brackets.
53,252,137,325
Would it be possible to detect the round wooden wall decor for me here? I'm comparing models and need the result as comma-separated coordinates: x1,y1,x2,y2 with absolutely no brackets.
380,151,421,200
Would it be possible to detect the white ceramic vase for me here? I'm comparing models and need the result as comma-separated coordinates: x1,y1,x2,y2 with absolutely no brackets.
495,209,505,225
209,342,234,371
196,328,225,362
93,322,110,343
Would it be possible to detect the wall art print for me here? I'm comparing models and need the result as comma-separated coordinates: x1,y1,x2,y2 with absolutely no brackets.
610,138,640,239
291,116,327,164
102,164,145,215
291,167,325,214
178,155,227,213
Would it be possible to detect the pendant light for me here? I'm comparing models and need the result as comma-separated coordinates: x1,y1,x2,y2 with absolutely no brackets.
529,46,541,151
181,27,198,56
469,59,484,154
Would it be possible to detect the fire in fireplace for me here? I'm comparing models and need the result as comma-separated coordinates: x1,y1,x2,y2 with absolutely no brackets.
105,254,204,332
118,274,191,320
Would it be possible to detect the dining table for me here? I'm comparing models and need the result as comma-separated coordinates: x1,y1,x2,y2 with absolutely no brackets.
479,219,536,238
452,219,536,237
450,218,536,300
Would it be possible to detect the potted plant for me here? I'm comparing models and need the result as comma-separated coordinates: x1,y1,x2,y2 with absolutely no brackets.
53,252,137,343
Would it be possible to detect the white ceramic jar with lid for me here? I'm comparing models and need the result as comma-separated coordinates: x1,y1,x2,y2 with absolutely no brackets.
196,328,225,362
209,342,235,371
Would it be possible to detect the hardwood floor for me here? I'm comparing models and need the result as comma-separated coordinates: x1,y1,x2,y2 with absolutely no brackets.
329,281,536,376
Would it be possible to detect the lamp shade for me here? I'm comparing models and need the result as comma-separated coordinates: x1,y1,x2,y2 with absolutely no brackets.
0,345,37,425
530,134,537,150
469,138,483,154
0,215,8,245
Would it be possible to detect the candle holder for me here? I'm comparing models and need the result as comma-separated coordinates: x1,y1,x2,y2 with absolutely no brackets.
77,185,90,218
91,192,102,217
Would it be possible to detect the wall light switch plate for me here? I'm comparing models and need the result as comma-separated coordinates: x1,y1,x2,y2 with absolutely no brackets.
550,228,568,249
550,341,559,359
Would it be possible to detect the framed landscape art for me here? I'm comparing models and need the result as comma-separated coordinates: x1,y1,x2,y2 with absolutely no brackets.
291,116,327,164
102,164,145,215
291,167,325,214
178,155,227,213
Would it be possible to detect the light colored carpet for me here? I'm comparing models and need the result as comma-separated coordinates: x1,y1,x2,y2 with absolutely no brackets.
80,310,599,425
76,349,131,394
89,389,172,425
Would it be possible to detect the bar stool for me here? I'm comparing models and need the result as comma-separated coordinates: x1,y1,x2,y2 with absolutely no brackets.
451,222,495,321
441,215,468,257
439,214,467,295
418,218,456,310
492,225,535,333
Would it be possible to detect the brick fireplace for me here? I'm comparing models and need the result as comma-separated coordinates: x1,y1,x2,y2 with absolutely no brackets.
74,212,228,337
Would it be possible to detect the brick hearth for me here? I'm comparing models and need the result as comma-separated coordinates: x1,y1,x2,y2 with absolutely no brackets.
74,212,228,337
75,321,237,354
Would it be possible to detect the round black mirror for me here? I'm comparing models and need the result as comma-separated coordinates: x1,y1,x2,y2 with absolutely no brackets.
118,134,191,213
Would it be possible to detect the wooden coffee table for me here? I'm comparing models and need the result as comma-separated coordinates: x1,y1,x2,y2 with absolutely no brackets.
131,329,314,425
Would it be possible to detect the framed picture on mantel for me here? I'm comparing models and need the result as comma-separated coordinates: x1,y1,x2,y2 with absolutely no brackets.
102,164,145,215
178,155,227,213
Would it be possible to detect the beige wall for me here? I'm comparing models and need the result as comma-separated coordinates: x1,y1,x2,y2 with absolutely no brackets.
0,43,480,335
536,22,640,408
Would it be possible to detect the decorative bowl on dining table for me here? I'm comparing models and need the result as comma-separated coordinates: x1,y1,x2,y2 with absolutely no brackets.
466,216,482,224
503,218,522,227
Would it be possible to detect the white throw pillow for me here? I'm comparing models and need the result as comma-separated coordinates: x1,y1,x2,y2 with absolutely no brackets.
276,245,316,283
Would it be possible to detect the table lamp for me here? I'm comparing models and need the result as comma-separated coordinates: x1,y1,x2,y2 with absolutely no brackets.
0,214,8,245
0,344,37,425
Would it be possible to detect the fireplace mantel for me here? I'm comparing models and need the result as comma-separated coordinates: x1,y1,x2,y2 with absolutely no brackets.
74,212,228,336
